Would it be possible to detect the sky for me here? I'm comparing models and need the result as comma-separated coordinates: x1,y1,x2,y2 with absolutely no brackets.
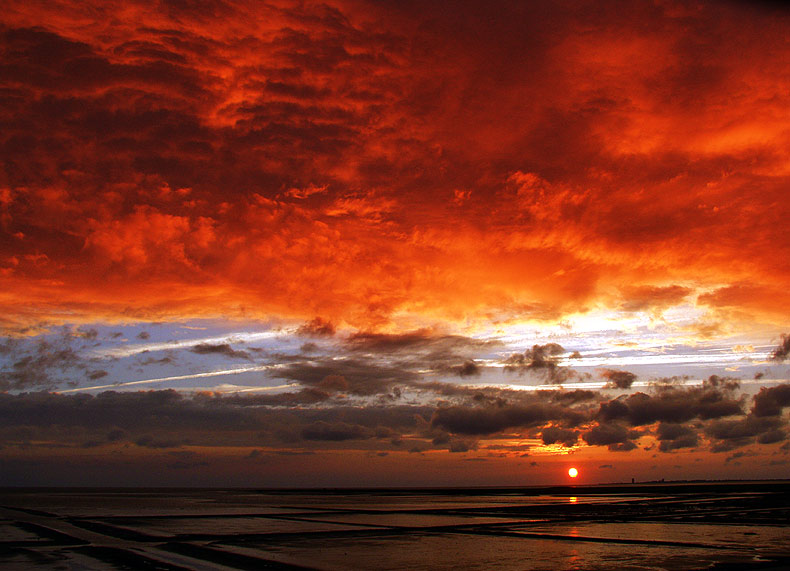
1,0,790,487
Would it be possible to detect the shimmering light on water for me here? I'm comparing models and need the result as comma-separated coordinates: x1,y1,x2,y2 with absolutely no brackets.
0,484,787,570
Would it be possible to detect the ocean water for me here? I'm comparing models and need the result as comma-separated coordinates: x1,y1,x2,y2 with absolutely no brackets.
1,482,788,570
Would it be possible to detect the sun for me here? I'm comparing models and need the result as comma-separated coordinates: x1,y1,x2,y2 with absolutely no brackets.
568,467,579,478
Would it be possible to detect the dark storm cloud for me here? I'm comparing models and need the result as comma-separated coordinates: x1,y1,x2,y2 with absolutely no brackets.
0,378,785,458
271,357,414,395
347,330,446,352
455,359,481,377
656,422,698,452
582,423,631,447
504,343,563,370
222,387,336,406
431,400,583,436
2,327,778,458
422,359,484,379
0,390,250,431
0,332,84,390
608,440,638,452
756,428,786,445
706,415,785,452
0,390,433,451
316,374,349,392
301,421,373,441
541,426,579,447
261,330,499,397
408,380,482,398
705,375,741,391
346,329,500,360
550,389,598,404
770,335,790,361
189,343,250,360
596,377,744,426
503,343,573,383
751,384,790,417
419,378,787,454
301,420,399,442
345,331,497,369
602,369,637,389
700,383,790,452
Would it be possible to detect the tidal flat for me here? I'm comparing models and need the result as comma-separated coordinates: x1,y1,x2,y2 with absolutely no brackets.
1,481,788,570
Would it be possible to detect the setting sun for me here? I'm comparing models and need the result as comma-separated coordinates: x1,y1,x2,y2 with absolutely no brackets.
568,468,579,478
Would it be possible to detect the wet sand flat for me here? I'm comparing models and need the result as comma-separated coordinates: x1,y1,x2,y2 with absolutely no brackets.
0,482,788,570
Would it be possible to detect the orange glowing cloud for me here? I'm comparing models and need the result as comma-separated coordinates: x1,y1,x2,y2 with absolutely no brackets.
1,1,789,333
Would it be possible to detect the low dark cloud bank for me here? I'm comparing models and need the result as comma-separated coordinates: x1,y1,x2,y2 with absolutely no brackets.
1,329,789,459
3,371,783,460
602,369,637,389
771,334,790,361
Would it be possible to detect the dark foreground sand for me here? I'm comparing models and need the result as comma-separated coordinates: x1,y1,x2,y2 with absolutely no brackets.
1,481,789,570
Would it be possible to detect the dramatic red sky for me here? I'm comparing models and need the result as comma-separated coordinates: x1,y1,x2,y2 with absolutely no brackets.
1,0,789,487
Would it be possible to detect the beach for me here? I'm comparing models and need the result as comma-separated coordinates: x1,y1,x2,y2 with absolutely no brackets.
1,481,788,570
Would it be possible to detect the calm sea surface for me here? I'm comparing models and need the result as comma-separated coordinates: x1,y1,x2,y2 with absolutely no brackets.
1,482,788,570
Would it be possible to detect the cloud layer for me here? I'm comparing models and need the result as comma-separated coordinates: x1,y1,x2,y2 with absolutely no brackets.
1,377,786,460
1,1,789,332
